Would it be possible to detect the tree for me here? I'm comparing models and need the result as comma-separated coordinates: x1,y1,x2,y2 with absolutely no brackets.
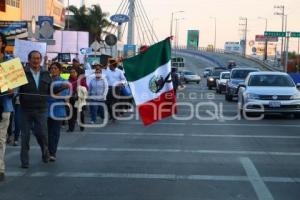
67,4,113,43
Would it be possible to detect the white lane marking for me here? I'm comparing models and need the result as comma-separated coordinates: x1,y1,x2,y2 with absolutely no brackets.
119,121,300,128
190,123,300,128
8,146,299,157
64,131,300,140
5,171,300,183
240,157,274,200
31,172,50,177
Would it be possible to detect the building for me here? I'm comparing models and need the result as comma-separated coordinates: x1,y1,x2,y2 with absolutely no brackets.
22,0,65,29
0,0,22,21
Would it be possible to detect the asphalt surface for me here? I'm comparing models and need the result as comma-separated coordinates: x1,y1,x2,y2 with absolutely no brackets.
1,53,300,200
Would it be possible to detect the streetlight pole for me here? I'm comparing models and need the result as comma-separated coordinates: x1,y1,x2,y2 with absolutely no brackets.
274,5,285,65
258,17,268,31
174,18,184,57
210,17,217,52
170,11,184,36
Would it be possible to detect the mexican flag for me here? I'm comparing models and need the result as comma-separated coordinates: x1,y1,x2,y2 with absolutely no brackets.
123,38,176,126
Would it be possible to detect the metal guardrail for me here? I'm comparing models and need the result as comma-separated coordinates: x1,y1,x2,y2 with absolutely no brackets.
175,46,282,72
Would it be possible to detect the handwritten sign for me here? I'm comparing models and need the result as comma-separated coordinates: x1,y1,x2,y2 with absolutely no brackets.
0,58,28,92
14,39,47,63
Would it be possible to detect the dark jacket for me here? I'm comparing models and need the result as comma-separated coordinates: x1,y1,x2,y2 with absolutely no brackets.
19,68,52,112
171,72,180,90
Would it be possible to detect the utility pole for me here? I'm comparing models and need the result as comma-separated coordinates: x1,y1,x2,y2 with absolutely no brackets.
127,0,136,45
285,31,290,72
258,17,268,61
274,5,285,65
239,17,248,56
67,0,70,30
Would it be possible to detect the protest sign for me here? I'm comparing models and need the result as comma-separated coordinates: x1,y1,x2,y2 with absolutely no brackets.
14,39,47,63
0,58,28,92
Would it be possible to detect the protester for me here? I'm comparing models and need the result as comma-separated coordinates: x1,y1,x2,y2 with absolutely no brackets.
171,67,182,95
72,58,85,75
0,32,14,181
48,62,70,162
88,67,108,123
19,50,52,168
68,68,88,132
105,59,126,121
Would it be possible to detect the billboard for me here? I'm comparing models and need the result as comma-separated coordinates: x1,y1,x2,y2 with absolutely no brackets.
255,35,278,42
0,21,28,46
224,42,241,54
187,30,199,49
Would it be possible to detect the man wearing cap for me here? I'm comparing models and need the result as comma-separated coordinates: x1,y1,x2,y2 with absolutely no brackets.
105,59,126,121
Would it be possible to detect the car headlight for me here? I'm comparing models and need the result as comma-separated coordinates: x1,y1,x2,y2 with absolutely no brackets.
290,93,300,100
246,93,260,100
208,77,214,82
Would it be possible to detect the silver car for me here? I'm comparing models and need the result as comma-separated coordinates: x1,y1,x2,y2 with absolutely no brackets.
182,71,201,84
216,71,230,93
238,72,300,117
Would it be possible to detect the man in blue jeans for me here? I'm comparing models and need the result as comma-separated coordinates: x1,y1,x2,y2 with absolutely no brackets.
88,67,108,123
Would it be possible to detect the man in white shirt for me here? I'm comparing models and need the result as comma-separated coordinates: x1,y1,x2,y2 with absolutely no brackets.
105,59,126,121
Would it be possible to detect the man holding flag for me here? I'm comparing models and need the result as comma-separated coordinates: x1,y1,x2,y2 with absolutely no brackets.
123,38,176,126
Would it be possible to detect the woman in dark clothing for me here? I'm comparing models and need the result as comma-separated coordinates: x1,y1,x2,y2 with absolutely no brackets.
48,62,70,161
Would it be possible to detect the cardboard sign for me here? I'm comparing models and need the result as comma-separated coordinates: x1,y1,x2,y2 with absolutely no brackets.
0,58,28,92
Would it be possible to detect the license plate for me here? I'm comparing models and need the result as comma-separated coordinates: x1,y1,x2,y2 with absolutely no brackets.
269,101,281,108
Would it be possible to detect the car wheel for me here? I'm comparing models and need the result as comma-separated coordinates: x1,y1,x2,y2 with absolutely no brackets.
185,81,189,84
197,81,200,84
225,93,233,101
208,86,212,90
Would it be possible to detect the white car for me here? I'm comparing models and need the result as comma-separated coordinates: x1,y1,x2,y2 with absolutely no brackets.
216,71,230,94
238,72,300,117
182,71,201,84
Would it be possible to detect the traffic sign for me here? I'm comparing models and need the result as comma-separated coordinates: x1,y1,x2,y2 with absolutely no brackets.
264,31,286,37
105,34,118,46
38,16,54,40
291,32,300,38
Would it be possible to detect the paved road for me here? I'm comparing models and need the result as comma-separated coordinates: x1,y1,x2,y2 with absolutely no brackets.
1,54,300,200
179,49,268,70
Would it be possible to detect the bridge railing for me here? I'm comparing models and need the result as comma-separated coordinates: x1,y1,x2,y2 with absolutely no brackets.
175,46,282,71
